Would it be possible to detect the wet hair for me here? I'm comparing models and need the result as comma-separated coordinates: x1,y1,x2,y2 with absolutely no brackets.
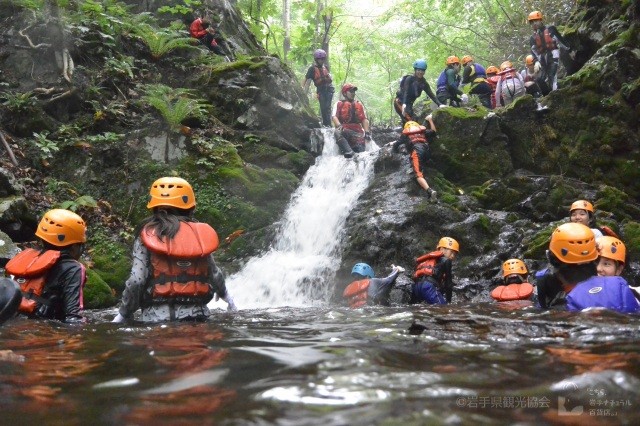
504,274,525,285
136,207,197,240
556,262,596,285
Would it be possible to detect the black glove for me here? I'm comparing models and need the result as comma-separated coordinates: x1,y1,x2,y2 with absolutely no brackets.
364,132,371,141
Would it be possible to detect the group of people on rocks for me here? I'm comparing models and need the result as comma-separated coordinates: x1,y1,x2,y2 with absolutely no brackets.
343,199,639,314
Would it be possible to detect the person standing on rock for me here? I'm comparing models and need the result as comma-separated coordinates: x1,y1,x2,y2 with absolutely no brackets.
4,209,87,322
302,49,335,127
394,59,442,125
411,237,459,304
494,60,525,107
343,263,406,308
528,10,571,91
436,56,465,107
113,177,237,323
331,83,371,158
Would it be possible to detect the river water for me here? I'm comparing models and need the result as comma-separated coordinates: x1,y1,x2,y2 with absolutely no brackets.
1,132,639,424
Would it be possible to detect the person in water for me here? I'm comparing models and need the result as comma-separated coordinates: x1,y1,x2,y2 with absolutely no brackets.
596,236,626,278
411,237,459,304
113,177,236,323
343,263,406,308
568,199,608,239
490,258,535,302
0,278,22,325
541,222,638,313
4,209,87,322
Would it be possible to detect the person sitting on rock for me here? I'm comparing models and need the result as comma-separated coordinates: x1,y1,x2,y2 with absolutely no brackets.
436,56,465,107
542,223,639,313
343,263,406,308
4,209,87,322
392,117,437,199
494,60,525,107
113,177,237,323
189,14,232,59
331,83,371,158
521,54,549,98
411,237,459,305
490,259,535,302
460,55,492,109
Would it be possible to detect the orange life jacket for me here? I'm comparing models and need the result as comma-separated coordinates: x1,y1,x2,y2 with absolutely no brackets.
313,65,332,87
335,100,366,126
5,248,61,314
343,279,370,308
490,283,534,301
414,251,444,280
534,28,557,54
141,222,219,302
600,225,621,239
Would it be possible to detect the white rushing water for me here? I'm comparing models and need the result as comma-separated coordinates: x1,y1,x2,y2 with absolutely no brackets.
210,129,379,309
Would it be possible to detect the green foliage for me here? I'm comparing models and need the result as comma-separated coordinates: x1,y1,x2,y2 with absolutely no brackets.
192,135,242,170
104,55,136,79
132,23,195,60
56,195,98,212
158,0,202,17
84,267,117,309
142,84,211,131
85,132,124,144
87,227,132,293
622,221,640,258
31,131,59,160
1,91,38,113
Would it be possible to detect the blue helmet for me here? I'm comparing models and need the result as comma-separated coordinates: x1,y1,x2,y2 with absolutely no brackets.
351,263,375,278
413,59,427,71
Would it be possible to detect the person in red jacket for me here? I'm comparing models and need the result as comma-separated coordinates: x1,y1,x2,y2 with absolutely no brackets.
189,15,230,59
113,177,236,323
331,83,371,158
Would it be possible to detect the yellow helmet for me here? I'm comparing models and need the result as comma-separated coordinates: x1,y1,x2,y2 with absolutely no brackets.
525,55,534,66
549,223,598,264
437,237,460,252
35,209,87,247
486,65,499,75
500,61,513,71
502,259,528,278
597,236,626,264
446,56,460,65
528,11,543,22
569,200,594,214
461,55,473,65
147,177,196,210
402,121,426,135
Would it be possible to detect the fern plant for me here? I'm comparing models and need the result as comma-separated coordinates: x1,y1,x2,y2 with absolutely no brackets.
133,24,195,60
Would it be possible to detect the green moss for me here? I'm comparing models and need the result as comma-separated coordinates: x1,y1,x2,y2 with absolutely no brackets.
209,58,267,73
622,221,640,258
84,268,117,309
522,225,555,259
596,185,629,215
88,228,132,293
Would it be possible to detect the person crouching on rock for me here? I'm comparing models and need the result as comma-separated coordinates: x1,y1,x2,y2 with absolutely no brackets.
113,176,236,323
331,83,371,158
5,209,87,323
343,263,406,308
411,237,459,304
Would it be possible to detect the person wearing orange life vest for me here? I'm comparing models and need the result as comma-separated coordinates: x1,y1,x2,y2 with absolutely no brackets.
485,65,500,109
521,55,549,98
343,263,406,308
113,177,236,323
392,118,437,199
5,209,87,322
460,55,492,109
490,259,535,302
494,60,525,107
394,59,443,125
302,49,335,126
411,237,459,304
528,10,571,91
331,84,371,158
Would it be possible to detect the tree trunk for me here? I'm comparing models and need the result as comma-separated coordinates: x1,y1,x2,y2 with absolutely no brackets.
283,0,291,61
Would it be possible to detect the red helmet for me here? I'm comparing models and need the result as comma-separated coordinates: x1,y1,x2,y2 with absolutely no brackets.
341,83,358,95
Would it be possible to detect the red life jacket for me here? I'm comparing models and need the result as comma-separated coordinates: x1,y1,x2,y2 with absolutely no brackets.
141,222,219,302
414,251,444,280
490,283,534,301
534,28,557,54
335,100,367,128
313,65,332,87
5,248,61,314
343,279,370,308
600,225,621,239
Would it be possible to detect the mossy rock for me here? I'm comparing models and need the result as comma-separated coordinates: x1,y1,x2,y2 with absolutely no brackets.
522,225,556,259
621,221,640,258
84,267,117,309
87,228,132,293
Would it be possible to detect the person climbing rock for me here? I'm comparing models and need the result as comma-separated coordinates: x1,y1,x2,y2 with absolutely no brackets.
543,223,639,313
302,49,335,126
521,54,549,98
411,237,459,304
394,59,442,124
4,209,87,322
331,83,371,158
189,15,233,60
113,177,237,323
490,259,535,302
494,60,525,107
528,10,571,91
392,118,437,199
436,56,464,107
460,55,492,109
343,263,406,308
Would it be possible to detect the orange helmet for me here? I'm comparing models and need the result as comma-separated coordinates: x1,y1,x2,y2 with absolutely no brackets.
446,56,460,65
569,200,594,214
500,61,513,71
147,177,196,210
341,83,357,96
437,237,460,252
502,259,528,278
486,65,499,75
35,209,87,247
461,55,473,65
549,223,598,264
525,55,534,66
528,11,543,22
597,236,626,264
402,120,426,135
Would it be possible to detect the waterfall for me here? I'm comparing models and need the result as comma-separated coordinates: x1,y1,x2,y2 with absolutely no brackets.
211,129,379,309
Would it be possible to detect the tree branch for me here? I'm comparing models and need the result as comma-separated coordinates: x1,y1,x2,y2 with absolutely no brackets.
0,130,19,167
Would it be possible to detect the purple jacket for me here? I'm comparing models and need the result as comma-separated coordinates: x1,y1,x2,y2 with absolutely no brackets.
566,276,640,314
